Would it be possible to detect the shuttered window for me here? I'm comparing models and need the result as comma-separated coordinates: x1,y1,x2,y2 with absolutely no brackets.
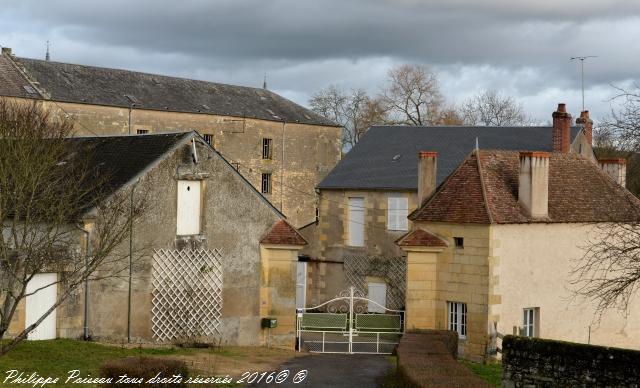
348,197,365,246
176,180,202,235
387,196,408,231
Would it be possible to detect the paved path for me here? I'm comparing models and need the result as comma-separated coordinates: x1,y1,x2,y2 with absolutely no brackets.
252,354,392,388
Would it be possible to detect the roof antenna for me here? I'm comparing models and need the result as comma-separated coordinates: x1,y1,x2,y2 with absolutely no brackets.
570,56,597,111
263,73,267,90
45,40,51,61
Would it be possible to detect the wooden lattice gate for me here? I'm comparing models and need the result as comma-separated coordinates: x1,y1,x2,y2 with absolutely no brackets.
151,249,223,342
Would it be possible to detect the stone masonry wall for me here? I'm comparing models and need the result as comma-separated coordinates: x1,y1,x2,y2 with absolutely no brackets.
502,335,640,387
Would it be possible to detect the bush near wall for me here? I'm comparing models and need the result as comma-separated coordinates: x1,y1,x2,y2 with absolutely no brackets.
100,357,189,387
395,330,491,388
502,335,640,387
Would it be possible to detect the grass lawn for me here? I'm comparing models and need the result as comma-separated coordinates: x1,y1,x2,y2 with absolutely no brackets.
460,360,502,387
0,339,298,387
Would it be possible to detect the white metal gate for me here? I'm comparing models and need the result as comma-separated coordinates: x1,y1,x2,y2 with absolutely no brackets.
296,287,404,354
151,249,223,342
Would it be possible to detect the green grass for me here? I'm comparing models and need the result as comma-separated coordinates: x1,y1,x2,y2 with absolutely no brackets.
460,360,502,387
0,339,194,384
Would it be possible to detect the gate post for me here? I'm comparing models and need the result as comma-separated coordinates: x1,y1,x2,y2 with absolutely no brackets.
348,286,354,354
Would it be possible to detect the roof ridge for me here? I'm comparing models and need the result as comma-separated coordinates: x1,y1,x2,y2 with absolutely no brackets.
475,149,495,224
16,56,269,93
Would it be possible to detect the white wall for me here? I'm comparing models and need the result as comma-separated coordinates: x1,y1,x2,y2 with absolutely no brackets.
491,223,640,350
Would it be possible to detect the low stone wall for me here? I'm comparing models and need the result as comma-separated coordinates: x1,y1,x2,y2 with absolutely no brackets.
396,330,491,388
502,335,640,387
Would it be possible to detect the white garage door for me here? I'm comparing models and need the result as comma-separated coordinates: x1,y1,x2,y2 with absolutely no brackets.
25,273,58,340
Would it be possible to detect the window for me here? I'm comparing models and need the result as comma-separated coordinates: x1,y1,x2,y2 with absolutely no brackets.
261,173,272,194
262,138,273,159
448,301,467,338
137,129,149,134
454,237,464,248
176,180,202,235
523,307,539,337
348,197,365,246
203,134,213,145
387,196,408,231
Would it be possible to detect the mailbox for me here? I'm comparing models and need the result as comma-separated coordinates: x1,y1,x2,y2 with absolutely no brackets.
261,318,278,328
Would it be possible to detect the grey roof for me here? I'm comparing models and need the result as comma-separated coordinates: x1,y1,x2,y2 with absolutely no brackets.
2,54,337,127
318,125,583,190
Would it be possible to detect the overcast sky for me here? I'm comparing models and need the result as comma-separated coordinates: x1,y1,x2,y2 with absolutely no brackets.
1,0,639,122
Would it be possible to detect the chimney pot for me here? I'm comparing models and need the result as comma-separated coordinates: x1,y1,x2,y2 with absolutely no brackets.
518,151,550,218
552,103,572,153
576,110,593,146
418,151,437,206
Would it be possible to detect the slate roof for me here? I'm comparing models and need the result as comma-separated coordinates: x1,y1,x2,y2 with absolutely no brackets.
0,53,337,127
409,150,640,224
396,229,448,247
260,220,307,245
65,132,192,208
318,125,582,190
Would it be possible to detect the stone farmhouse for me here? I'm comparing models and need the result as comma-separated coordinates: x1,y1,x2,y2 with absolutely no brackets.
399,148,640,359
9,132,307,348
300,104,594,311
0,47,342,227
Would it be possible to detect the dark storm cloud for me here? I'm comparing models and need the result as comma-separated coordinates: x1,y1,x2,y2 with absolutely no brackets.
1,0,639,119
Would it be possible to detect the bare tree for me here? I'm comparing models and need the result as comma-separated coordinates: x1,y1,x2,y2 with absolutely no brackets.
571,222,640,316
600,83,640,152
0,100,147,355
381,64,444,126
460,90,526,126
310,85,388,150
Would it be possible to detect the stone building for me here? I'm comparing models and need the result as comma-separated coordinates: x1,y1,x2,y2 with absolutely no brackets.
399,144,640,359
0,47,342,227
300,103,594,310
8,132,307,348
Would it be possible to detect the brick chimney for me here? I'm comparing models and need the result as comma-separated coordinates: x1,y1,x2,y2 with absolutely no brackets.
418,151,437,205
576,110,593,146
1,47,12,56
518,151,550,218
552,103,572,153
598,158,626,187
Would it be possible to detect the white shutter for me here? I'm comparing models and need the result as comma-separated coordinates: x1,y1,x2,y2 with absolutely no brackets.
348,197,365,246
388,196,408,231
26,273,58,340
367,282,387,313
296,262,307,309
177,180,202,235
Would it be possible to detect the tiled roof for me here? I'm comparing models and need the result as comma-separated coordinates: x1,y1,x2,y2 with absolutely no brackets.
261,220,308,245
318,125,583,190
396,229,448,247
0,53,337,127
410,150,640,224
0,55,40,98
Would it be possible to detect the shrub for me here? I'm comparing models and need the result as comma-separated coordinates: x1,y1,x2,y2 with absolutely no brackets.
100,357,189,387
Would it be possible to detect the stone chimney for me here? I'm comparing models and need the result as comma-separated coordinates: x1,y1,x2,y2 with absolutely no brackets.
518,151,550,218
418,151,437,205
1,47,12,56
552,103,572,153
576,110,593,146
598,158,626,187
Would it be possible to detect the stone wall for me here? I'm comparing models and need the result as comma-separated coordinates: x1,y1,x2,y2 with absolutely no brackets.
14,97,342,227
502,335,640,387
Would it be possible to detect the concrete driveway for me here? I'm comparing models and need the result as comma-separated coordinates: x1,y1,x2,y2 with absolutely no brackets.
252,353,392,388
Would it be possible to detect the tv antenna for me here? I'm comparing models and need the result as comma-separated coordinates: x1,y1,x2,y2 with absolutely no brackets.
570,56,597,111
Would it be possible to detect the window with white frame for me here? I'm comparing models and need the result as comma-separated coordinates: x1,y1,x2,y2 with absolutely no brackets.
523,307,539,337
348,197,365,246
448,301,467,338
176,180,202,235
387,195,408,231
